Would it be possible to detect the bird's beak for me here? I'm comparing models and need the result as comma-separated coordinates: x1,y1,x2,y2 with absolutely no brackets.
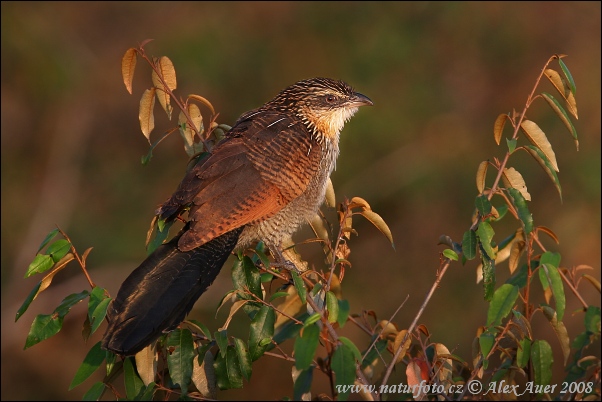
349,92,373,107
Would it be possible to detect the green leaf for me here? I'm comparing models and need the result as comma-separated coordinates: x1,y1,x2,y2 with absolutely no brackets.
37,228,60,253
124,357,145,399
214,345,243,390
584,306,601,334
477,221,496,260
332,343,356,401
304,313,321,327
538,252,565,321
508,188,533,234
233,338,252,381
541,306,570,365
339,337,362,362
558,58,576,94
24,314,63,349
248,305,275,361
506,138,517,154
166,328,195,395
25,254,54,277
46,239,71,262
442,249,458,261
138,383,157,401
475,194,492,216
531,340,553,388
147,219,174,254
523,145,562,201
326,291,339,323
82,382,106,401
517,338,531,368
462,230,477,260
232,256,261,301
541,92,578,150
294,323,320,371
505,263,528,289
487,284,519,326
188,319,212,340
481,252,496,302
272,315,304,346
337,299,350,328
214,329,229,358
69,341,105,390
55,290,90,318
269,291,290,302
293,367,313,401
361,338,387,369
479,332,496,369
291,270,306,304
88,287,111,335
15,281,42,321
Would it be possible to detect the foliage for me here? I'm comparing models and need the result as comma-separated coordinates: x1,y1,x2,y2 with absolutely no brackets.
16,43,600,400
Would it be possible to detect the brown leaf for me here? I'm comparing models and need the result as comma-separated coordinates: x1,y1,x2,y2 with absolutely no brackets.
393,330,411,364
544,69,578,119
335,242,350,261
434,343,453,384
541,93,579,150
135,343,158,386
192,351,217,398
493,114,508,145
349,196,370,210
537,226,559,244
274,285,303,328
502,167,531,201
508,237,525,274
151,57,176,119
359,210,394,248
38,253,75,297
476,161,488,194
121,48,137,94
156,56,177,90
521,120,559,172
179,104,204,157
188,94,216,116
139,88,156,141
406,359,429,400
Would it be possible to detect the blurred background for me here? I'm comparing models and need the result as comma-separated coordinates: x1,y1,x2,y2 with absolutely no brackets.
1,2,599,400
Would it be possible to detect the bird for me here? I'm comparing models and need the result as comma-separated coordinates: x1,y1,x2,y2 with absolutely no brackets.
101,77,373,355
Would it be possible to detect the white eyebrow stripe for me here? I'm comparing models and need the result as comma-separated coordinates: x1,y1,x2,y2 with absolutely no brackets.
267,117,287,128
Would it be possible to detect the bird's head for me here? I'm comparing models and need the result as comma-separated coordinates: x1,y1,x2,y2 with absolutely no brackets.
269,77,373,143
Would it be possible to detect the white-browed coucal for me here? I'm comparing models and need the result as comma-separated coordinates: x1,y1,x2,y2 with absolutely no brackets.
102,77,372,355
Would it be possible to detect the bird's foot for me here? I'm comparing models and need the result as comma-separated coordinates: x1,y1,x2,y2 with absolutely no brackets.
270,247,301,273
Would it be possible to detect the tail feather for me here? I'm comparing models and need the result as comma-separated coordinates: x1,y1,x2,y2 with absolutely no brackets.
102,227,242,355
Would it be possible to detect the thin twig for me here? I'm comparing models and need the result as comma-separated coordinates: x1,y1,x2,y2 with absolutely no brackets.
379,259,452,395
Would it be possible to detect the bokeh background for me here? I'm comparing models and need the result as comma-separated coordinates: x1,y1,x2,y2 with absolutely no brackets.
2,2,600,400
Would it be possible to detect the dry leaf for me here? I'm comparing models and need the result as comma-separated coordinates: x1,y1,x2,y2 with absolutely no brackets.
359,210,394,248
393,330,411,364
476,161,488,194
135,343,158,386
192,351,217,399
493,114,508,145
502,167,531,201
121,48,137,94
545,69,578,119
521,120,559,172
139,88,156,141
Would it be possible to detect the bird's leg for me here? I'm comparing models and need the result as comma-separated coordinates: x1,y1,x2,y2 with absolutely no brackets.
269,245,300,273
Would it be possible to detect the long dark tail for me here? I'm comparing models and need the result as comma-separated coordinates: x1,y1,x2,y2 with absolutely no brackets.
102,226,243,355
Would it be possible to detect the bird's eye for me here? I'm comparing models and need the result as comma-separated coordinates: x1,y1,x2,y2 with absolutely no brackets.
325,95,337,103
